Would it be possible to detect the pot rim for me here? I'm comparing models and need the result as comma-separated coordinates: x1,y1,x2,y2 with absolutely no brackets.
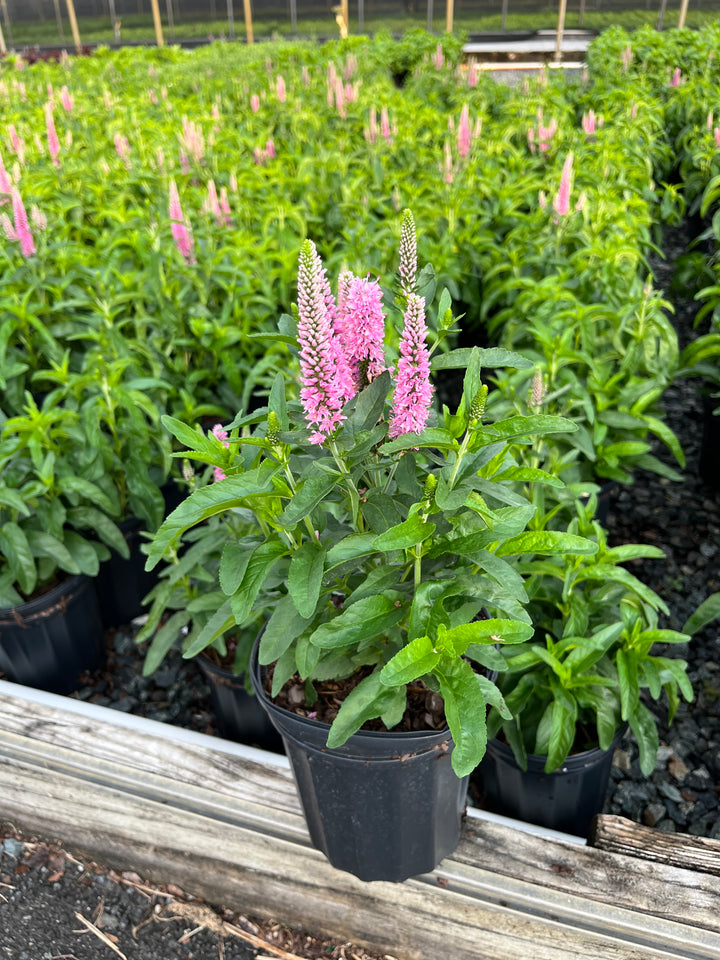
0,573,88,625
250,636,454,746
487,725,627,774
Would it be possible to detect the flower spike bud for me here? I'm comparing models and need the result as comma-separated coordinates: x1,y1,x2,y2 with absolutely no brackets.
470,384,488,422
267,411,281,446
422,473,437,505
11,187,34,257
211,423,229,482
529,368,544,410
45,102,60,166
399,209,417,298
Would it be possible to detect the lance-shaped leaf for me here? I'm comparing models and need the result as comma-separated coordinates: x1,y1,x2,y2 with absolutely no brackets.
288,541,326,618
278,473,338,527
495,531,598,558
145,463,276,569
436,659,489,777
230,540,288,625
310,594,405,649
372,515,435,552
326,670,406,748
380,635,442,687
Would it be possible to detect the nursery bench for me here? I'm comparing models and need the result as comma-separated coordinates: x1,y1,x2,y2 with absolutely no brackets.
1,678,719,960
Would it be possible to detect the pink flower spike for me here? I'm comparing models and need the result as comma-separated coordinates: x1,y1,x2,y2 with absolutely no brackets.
381,107,391,141
443,140,453,184
433,44,444,70
168,179,194,263
715,128,720,148
457,104,471,158
60,85,74,112
266,139,276,158
389,294,433,439
670,67,682,87
219,186,231,224
11,187,35,257
45,102,60,167
582,109,596,136
0,212,17,241
0,152,12,194
30,205,47,232
366,106,377,144
296,240,346,443
251,94,260,113
468,62,478,87
206,179,222,221
276,75,286,102
211,423,229,482
114,132,131,168
553,152,573,217
342,277,388,388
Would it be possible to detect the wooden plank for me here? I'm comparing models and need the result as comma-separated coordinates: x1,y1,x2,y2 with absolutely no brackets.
1,684,720,959
64,0,82,52
590,814,720,877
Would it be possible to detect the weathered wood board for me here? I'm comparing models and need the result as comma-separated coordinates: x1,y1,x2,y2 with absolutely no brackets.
590,813,720,876
1,680,720,960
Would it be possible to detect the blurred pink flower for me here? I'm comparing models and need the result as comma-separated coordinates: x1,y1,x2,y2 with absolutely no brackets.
60,85,74,112
553,152,573,217
212,424,229,482
45,102,60,167
251,94,260,113
11,187,35,257
168,180,194,263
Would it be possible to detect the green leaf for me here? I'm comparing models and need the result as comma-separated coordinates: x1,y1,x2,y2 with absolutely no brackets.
326,670,402,748
0,522,36,596
0,488,31,517
142,609,190,675
183,599,234,658
372,515,435,551
379,427,456,455
278,474,338,527
259,595,311,664
268,371,289,430
495,466,564,488
326,533,377,567
288,541,326,618
604,544,665,563
310,594,405,649
229,541,288,624
431,347,533,371
496,531,598,557
66,507,129,559
436,659,489,777
145,464,276,569
219,542,256,596
576,564,668,614
629,702,659,776
616,648,639,722
56,475,116,515
683,593,720,636
545,689,578,773
444,619,534,652
349,371,391,432
485,415,578,441
24,530,80,575
380,635,442,686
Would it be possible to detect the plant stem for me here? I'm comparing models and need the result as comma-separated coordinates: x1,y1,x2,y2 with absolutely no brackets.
328,438,363,531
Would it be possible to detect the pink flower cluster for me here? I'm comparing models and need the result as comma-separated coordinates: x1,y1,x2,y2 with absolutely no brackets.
364,107,393,145
179,116,205,164
168,180,194,263
295,227,432,445
528,111,558,153
552,152,574,217
211,424,229,482
1,188,36,257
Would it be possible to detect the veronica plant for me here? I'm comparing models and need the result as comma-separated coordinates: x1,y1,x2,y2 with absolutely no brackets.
144,213,597,777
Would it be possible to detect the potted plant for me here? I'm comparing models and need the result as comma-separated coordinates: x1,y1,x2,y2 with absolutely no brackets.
478,501,695,837
0,392,129,694
35,349,174,626
145,212,597,882
136,484,282,751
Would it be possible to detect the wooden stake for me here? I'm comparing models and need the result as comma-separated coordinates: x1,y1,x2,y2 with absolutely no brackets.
501,0,508,31
65,0,82,53
341,0,349,34
0,0,13,50
446,0,454,33
289,0,297,34
52,0,65,40
656,0,668,29
242,0,253,43
0,19,6,55
554,0,568,61
149,0,164,46
578,0,586,28
227,0,235,39
165,0,175,41
426,0,433,31
677,0,690,28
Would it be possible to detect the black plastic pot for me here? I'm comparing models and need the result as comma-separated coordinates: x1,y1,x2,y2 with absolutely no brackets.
0,574,105,695
95,516,159,628
475,730,624,838
198,656,284,752
250,642,468,882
